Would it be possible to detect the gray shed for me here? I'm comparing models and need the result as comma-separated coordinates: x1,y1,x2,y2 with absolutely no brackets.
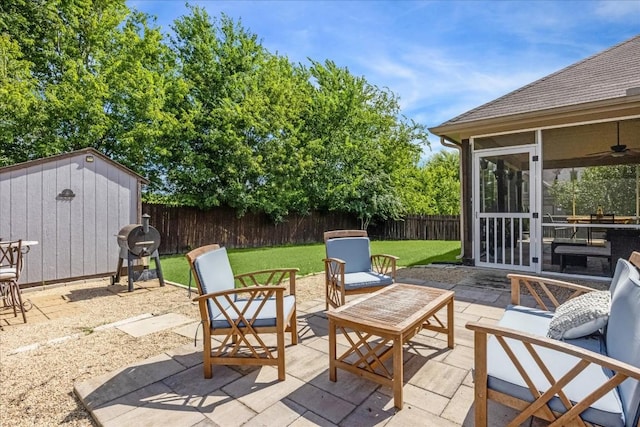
0,148,148,286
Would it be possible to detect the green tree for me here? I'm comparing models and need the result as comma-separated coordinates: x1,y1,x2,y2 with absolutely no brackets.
550,165,637,215
302,60,427,225
0,33,40,165
419,150,460,215
169,8,311,217
0,0,184,188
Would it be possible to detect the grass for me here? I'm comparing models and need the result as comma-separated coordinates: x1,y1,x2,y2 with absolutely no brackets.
159,240,461,286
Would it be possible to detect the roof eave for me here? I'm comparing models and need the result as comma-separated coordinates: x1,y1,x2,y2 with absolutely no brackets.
429,94,640,143
0,147,150,185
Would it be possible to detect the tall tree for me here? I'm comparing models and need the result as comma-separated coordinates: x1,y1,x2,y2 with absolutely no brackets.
550,165,637,215
0,0,184,188
170,8,317,218
302,60,427,225
405,150,461,215
0,33,40,165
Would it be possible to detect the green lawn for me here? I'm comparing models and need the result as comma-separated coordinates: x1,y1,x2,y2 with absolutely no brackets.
159,240,460,286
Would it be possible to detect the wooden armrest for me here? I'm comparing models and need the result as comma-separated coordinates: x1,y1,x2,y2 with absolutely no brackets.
234,268,298,295
235,268,299,277
507,273,599,311
371,254,397,277
192,285,287,302
372,254,399,261
324,258,345,283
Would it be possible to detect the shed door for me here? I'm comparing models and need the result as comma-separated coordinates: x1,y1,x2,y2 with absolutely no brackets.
474,147,537,271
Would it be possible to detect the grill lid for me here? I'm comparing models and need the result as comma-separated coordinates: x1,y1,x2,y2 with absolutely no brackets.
117,215,161,256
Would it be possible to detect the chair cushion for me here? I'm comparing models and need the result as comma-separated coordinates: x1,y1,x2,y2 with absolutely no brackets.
547,290,610,340
0,267,18,280
606,275,640,427
210,295,296,329
326,237,371,274
343,271,393,291
488,305,624,427
193,247,236,319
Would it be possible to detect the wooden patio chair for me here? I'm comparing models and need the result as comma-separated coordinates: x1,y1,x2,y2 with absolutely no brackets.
185,244,298,380
0,239,27,323
323,230,398,310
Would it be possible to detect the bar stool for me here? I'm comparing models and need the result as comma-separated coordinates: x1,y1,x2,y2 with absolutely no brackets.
0,239,27,323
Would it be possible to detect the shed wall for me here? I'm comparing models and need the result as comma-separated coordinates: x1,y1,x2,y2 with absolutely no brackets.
0,153,140,285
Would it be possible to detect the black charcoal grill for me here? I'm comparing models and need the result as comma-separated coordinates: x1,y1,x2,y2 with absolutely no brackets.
111,214,165,291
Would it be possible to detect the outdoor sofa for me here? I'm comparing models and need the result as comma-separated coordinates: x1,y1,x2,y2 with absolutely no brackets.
467,254,640,426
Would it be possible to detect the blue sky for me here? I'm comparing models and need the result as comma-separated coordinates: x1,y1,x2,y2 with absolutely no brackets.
128,0,640,156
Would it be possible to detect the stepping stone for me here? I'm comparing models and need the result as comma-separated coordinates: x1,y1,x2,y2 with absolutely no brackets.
116,313,193,337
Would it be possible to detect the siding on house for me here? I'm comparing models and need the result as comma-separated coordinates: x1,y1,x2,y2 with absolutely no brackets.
0,149,145,286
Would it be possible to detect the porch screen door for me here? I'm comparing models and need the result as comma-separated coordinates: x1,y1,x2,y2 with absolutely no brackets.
474,147,536,271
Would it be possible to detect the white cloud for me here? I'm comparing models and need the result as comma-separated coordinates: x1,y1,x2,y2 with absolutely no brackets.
595,0,640,19
129,0,639,132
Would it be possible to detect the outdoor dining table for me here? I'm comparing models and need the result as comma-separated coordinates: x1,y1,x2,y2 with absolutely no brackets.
566,215,637,224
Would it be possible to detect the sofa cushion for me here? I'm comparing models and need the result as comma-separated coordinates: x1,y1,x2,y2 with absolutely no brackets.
210,295,296,329
343,271,393,291
609,257,638,297
547,290,611,340
606,275,640,427
487,305,623,427
326,237,371,274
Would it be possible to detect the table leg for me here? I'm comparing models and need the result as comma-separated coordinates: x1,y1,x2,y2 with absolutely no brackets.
447,297,455,348
329,318,337,382
393,335,403,409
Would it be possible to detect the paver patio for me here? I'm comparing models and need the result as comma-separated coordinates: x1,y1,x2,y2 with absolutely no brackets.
69,273,543,426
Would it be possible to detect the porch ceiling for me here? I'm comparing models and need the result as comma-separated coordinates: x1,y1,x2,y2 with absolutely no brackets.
543,118,640,169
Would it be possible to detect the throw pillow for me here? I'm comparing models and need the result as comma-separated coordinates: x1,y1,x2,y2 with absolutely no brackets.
547,290,611,340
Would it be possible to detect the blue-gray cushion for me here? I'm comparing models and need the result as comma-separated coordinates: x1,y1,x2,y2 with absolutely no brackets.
609,257,638,297
606,274,640,427
193,247,236,319
326,237,371,274
343,271,393,290
210,295,296,329
487,304,624,427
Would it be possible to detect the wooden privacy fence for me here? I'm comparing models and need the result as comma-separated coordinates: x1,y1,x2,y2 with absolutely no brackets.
142,204,460,254
369,215,460,241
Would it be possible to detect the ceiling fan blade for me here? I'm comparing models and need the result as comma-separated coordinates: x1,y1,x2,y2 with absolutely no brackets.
585,150,611,157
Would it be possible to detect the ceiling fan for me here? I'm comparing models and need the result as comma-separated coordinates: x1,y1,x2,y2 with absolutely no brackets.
586,121,640,158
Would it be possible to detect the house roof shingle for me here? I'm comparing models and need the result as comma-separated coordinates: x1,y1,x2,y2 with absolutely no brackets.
436,34,640,128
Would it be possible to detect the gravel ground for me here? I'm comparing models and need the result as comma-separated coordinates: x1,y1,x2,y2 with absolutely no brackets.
1,273,334,427
0,265,603,426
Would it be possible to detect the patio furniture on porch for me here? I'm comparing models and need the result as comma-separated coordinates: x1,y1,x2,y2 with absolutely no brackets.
588,213,615,244
185,244,298,380
0,239,27,323
323,230,398,310
546,213,573,239
466,253,640,426
608,229,640,269
554,240,612,274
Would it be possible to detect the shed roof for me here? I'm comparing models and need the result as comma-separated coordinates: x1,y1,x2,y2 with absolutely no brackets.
0,148,149,184
431,34,640,132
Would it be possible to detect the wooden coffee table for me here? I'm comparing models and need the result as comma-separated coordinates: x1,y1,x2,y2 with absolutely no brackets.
327,283,455,409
